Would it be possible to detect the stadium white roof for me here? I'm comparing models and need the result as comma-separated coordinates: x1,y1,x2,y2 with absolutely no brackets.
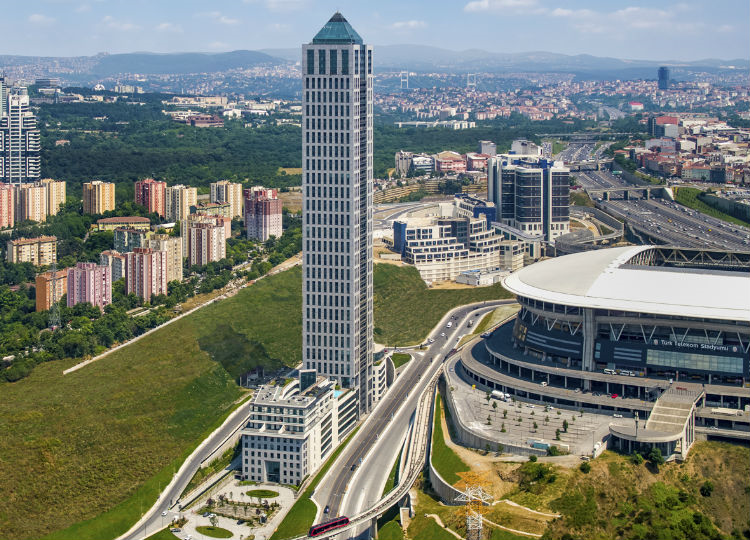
502,245,750,322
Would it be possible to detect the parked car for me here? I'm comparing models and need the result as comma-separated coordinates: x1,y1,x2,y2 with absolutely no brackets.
611,393,619,399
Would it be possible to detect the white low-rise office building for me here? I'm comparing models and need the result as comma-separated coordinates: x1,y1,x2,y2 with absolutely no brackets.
241,371,357,486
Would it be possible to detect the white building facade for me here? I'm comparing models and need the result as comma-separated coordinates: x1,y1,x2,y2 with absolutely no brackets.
302,13,375,414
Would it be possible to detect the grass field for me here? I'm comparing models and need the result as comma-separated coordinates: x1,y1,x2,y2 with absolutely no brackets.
269,426,361,540
570,190,595,207
1,263,509,540
196,525,233,538
391,353,411,370
144,528,181,540
431,394,470,486
378,520,405,540
246,489,279,498
374,264,512,345
675,187,750,228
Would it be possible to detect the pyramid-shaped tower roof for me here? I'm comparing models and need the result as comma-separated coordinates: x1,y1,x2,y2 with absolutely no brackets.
312,12,363,44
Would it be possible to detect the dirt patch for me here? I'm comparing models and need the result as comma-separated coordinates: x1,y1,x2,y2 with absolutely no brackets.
278,191,302,213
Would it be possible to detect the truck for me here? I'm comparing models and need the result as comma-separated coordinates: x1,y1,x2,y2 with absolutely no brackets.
491,390,506,401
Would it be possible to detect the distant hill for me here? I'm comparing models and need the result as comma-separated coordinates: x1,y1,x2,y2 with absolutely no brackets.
90,50,285,76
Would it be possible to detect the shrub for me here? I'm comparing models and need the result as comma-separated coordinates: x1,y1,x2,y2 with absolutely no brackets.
700,480,714,497
529,455,538,463
580,462,591,474
630,453,644,465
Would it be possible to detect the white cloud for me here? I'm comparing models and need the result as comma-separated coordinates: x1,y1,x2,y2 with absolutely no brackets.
155,22,183,33
102,15,141,31
464,0,538,12
270,22,291,32
200,11,241,25
75,4,91,13
28,13,55,25
265,0,309,13
390,20,427,31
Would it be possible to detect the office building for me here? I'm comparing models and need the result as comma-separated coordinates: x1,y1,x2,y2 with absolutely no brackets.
6,236,57,266
99,250,127,282
0,183,13,228
35,269,68,312
478,140,496,156
244,187,282,241
658,66,670,90
166,185,197,222
240,371,357,485
0,87,40,184
210,180,243,218
302,12,374,413
510,139,542,156
67,262,112,310
113,227,153,254
82,180,116,214
134,178,166,217
147,234,183,283
124,247,168,300
96,216,150,232
183,215,226,266
487,155,570,241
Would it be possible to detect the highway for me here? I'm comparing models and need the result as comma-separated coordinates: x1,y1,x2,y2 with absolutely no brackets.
577,169,750,250
312,300,517,523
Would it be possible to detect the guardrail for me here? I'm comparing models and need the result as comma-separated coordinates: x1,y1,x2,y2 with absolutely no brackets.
284,365,444,540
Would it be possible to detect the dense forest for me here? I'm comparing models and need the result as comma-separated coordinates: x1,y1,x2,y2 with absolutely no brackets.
38,99,590,199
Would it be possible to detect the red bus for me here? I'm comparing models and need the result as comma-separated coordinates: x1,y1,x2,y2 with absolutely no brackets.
309,516,350,537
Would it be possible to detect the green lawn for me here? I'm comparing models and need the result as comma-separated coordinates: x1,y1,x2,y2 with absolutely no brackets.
406,513,457,540
1,263,507,539
431,394,470,486
382,445,402,497
391,353,411,370
269,426,361,540
374,264,512,345
144,528,180,540
675,187,750,228
246,489,279,498
379,520,405,540
196,525,233,538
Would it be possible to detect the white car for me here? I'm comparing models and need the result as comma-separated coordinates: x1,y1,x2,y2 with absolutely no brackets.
161,511,168,516
440,332,446,338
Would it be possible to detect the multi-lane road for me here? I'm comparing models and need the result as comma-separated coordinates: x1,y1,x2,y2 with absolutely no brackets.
313,300,516,526
577,169,750,250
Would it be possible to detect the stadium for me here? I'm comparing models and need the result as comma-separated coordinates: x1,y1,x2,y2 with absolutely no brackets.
456,245,750,459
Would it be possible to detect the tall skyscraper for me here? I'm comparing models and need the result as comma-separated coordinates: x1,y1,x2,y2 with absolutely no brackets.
302,13,374,414
0,87,40,184
658,66,670,90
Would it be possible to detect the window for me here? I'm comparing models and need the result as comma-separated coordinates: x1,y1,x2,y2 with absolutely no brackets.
341,50,349,74
330,50,337,74
318,50,326,74
367,50,372,74
307,50,314,75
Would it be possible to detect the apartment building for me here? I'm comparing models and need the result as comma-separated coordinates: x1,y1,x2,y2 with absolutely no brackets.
186,219,226,267
67,262,112,310
6,236,57,266
244,187,282,242
95,216,150,232
14,183,46,222
124,247,168,300
165,185,197,222
82,180,116,214
147,233,183,283
240,371,357,485
113,227,153,254
35,269,68,312
99,250,127,282
134,178,166,217
39,178,66,216
210,180,243,218
0,183,12,228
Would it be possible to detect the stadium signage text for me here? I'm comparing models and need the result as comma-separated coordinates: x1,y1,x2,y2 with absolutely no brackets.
654,339,735,353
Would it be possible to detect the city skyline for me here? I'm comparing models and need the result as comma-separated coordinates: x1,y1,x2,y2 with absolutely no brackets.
0,1,747,62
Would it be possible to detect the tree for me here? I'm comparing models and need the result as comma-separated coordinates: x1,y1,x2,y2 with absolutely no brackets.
501,423,506,433
492,401,498,414
562,419,569,433
648,447,664,467
579,462,591,474
485,391,491,403
503,409,508,419
555,429,561,441
533,421,538,431
700,480,714,497
487,415,492,425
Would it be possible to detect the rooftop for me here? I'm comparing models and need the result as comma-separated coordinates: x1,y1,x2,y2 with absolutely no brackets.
97,216,150,224
502,245,750,322
312,12,363,45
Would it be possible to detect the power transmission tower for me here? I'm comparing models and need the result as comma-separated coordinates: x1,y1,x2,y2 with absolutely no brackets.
400,71,409,90
48,260,62,329
466,73,477,90
455,472,493,540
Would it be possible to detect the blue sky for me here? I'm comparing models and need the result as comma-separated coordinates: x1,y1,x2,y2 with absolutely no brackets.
5,0,748,60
